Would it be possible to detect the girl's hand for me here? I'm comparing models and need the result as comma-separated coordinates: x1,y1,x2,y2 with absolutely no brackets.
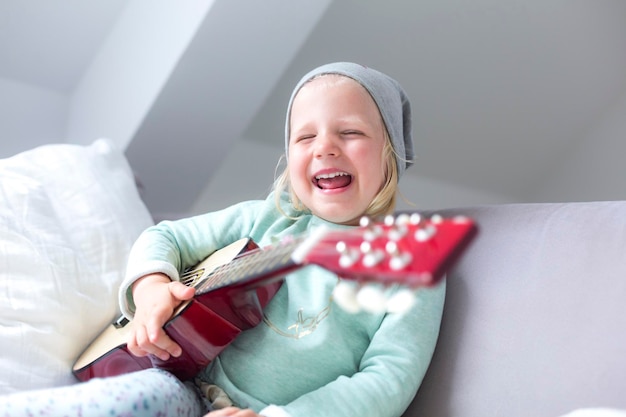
126,273,195,361
204,407,263,417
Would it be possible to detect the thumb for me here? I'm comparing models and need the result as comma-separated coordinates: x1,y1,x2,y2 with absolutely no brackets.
168,281,196,301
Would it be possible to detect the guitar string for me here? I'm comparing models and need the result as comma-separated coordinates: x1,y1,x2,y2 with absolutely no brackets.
212,242,298,288
180,225,371,289
182,239,304,293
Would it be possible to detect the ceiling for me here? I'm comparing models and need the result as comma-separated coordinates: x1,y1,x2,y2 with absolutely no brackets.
0,0,127,93
2,0,626,218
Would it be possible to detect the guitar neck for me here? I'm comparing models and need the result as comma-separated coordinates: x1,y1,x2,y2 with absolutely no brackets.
182,213,476,305
188,238,305,296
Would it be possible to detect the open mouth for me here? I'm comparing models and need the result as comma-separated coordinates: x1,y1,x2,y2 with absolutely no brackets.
314,171,353,190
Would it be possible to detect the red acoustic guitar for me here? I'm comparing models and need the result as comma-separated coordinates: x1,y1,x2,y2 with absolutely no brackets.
73,213,476,382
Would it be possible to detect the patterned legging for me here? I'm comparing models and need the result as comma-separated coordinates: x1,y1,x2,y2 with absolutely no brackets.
0,368,206,417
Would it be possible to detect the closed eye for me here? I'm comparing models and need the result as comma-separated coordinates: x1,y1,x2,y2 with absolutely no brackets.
342,130,365,136
294,134,316,143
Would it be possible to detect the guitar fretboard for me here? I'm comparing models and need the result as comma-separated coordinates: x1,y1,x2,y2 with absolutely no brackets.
181,239,305,295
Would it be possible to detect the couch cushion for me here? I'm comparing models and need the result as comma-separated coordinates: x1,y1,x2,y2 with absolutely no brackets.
405,201,626,416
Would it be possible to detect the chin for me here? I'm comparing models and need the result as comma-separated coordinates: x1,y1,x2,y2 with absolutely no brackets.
315,210,361,226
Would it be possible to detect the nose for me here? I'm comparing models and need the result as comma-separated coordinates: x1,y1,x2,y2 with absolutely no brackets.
314,132,340,158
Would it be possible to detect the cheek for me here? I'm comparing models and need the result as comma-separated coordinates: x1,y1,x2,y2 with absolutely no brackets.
287,149,299,175
288,159,308,190
288,145,306,166
356,144,385,177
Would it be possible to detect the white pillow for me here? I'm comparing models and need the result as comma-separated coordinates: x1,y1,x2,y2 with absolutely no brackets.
0,139,154,394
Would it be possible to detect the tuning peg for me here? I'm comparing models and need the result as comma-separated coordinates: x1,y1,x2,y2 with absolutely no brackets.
385,288,416,314
453,215,472,224
430,214,444,224
409,213,422,225
334,282,417,315
336,241,360,268
387,224,408,241
360,216,383,241
394,213,411,225
359,216,372,227
407,212,436,242
360,241,385,268
385,241,413,270
414,223,437,242
356,285,388,314
333,280,360,313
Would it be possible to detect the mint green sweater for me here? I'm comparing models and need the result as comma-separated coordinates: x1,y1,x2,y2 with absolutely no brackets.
119,192,445,417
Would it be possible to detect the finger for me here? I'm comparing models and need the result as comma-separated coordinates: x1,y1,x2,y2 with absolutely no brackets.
143,318,182,360
205,407,241,416
212,408,259,417
129,323,169,360
127,312,175,361
169,281,196,301
128,325,174,361
234,409,260,417
126,325,148,357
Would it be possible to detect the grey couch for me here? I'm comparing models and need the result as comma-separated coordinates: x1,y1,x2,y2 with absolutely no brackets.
403,201,626,417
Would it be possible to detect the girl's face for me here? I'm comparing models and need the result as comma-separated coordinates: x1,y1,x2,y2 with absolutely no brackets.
288,75,387,225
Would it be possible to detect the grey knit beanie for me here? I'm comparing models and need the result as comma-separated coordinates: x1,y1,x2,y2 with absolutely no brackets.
285,62,414,178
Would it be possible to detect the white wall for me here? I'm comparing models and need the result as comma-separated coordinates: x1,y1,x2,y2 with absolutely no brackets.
126,0,333,221
66,0,215,150
188,138,283,217
0,0,213,157
532,91,626,203
0,78,68,158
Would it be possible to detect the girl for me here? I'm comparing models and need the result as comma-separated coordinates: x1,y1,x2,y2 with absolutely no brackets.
0,62,445,417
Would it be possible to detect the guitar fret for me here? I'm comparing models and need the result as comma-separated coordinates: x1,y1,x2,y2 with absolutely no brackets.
194,239,303,295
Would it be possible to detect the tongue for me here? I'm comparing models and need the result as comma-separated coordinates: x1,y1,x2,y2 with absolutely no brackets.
318,176,351,189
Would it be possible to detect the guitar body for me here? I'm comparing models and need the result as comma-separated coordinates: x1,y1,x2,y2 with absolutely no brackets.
73,238,284,382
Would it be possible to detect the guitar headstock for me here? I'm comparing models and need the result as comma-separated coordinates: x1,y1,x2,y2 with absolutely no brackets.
292,212,476,314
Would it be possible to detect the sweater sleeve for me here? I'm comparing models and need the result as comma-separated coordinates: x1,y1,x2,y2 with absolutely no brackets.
118,199,269,318
278,281,445,417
